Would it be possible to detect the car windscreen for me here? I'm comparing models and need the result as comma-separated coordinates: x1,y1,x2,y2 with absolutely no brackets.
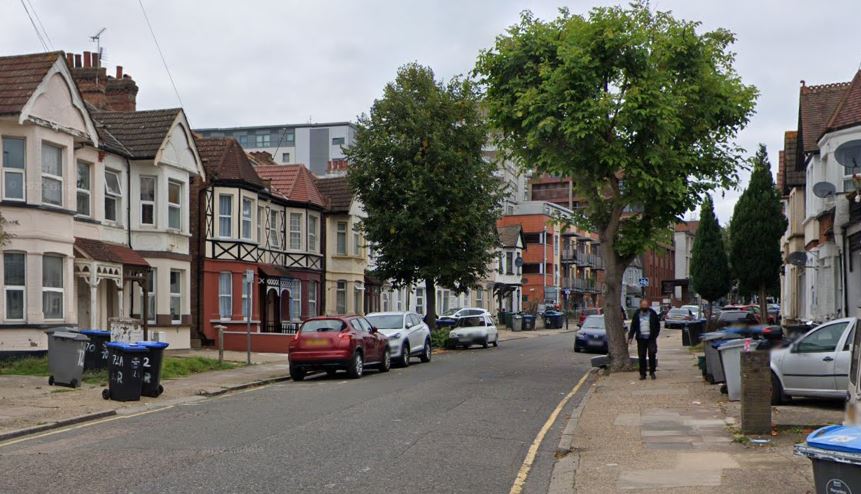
455,316,485,328
581,317,606,331
668,309,689,317
442,308,460,317
365,315,404,330
718,311,747,322
300,320,344,332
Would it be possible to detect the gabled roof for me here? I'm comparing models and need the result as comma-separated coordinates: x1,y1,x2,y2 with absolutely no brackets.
0,51,62,115
782,130,805,192
799,81,851,153
74,237,149,267
498,224,524,248
195,136,265,188
255,164,327,208
90,108,181,159
826,71,861,133
316,175,353,213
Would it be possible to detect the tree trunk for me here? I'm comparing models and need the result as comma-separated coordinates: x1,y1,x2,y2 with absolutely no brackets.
759,285,768,326
601,241,632,372
426,278,437,330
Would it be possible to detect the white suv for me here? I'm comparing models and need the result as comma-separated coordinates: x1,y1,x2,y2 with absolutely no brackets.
366,312,432,367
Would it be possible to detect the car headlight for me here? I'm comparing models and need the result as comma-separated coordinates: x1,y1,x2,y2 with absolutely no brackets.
388,333,402,340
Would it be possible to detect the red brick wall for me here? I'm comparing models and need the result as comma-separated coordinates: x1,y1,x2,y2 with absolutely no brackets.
222,331,294,353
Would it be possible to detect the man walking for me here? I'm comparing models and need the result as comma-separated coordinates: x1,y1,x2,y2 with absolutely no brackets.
628,299,660,380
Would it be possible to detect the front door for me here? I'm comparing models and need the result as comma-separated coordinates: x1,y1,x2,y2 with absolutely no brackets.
77,278,91,328
782,321,852,394
265,289,278,332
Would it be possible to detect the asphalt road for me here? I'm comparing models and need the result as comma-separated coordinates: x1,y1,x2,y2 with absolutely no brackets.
0,332,593,494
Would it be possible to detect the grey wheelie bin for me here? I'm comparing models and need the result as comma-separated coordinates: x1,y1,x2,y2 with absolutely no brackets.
796,425,861,493
47,331,90,388
701,331,741,384
511,314,524,332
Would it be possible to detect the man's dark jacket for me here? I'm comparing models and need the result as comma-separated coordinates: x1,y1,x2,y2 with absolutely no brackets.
628,308,661,340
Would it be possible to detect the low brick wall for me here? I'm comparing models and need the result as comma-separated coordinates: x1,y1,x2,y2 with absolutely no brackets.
222,331,294,353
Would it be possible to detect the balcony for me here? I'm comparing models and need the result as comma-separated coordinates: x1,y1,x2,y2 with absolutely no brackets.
562,277,601,293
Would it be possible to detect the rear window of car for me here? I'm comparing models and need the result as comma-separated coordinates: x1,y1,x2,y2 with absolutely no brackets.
582,316,606,331
456,316,485,328
668,309,689,316
719,311,748,322
301,320,344,332
366,314,404,329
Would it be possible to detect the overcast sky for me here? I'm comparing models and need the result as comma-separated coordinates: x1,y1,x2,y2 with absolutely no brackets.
3,0,860,223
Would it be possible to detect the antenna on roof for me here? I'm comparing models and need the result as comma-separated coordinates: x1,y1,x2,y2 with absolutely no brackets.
90,27,106,66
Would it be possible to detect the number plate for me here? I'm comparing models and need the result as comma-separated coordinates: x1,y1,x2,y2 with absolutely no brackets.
304,338,328,347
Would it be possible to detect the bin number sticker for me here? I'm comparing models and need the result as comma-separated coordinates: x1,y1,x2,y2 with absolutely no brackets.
826,478,852,494
143,357,151,368
113,371,123,384
76,349,85,367
826,434,859,444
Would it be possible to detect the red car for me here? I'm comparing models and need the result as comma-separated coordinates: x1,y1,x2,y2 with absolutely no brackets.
722,304,776,324
288,316,391,381
578,307,603,327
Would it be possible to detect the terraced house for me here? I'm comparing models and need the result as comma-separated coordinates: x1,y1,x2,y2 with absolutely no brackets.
0,51,203,353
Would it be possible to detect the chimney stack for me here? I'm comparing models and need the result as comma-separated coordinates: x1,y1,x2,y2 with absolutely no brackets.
83,51,91,68
65,53,73,67
68,52,138,112
74,54,81,68
116,66,123,79
92,51,99,68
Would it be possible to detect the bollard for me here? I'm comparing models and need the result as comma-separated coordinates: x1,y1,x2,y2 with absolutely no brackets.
740,350,772,435
215,325,226,364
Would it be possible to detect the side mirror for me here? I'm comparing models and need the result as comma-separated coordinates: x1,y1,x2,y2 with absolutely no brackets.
370,326,378,334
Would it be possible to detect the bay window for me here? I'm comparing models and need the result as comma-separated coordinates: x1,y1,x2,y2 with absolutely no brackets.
168,180,182,230
242,274,250,321
241,198,253,240
140,176,156,225
336,222,347,255
257,206,265,243
76,161,91,216
42,255,64,320
104,170,122,222
269,210,282,249
336,281,347,314
308,281,318,317
290,283,301,320
218,194,233,237
169,270,182,323
353,229,360,256
4,252,25,321
2,137,25,200
353,285,362,315
308,215,319,252
289,212,302,249
41,143,63,206
218,272,232,320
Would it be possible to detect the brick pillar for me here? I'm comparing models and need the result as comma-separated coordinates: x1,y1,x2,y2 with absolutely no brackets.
740,350,772,435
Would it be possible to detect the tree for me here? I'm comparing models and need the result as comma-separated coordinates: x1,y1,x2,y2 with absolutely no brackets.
690,195,731,325
729,144,786,323
345,64,504,328
475,3,757,370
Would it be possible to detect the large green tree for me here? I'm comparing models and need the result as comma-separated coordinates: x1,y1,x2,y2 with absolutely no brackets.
690,195,731,323
729,144,786,321
345,64,503,327
475,3,757,370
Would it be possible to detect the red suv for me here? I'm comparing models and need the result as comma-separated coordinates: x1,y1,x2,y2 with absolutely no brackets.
288,316,391,380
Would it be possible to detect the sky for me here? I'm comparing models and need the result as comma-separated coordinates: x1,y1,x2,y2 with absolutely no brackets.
3,0,860,224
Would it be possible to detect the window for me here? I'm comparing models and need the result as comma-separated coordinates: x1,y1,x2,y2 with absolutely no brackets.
42,255,63,320
332,137,345,146
416,288,425,315
269,210,281,248
257,206,265,243
285,131,295,144
241,198,253,240
498,254,503,274
255,134,271,147
308,281,318,317
218,194,233,237
141,269,156,323
353,285,362,315
168,181,182,230
218,272,232,320
796,322,849,353
308,215,319,252
290,283,302,320
289,212,302,249
104,170,122,222
336,281,347,314
281,152,290,163
76,161,91,216
353,229,360,256
140,176,156,225
169,270,182,323
476,288,484,308
4,253,25,320
41,143,63,206
2,137,25,200
506,252,514,275
242,274,250,321
336,222,347,255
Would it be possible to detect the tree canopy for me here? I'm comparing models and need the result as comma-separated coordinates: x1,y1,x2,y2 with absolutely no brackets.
690,195,731,305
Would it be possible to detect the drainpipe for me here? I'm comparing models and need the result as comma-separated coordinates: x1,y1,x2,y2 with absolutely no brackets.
843,225,849,318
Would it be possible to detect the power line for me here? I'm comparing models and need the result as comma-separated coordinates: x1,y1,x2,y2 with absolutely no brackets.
25,0,53,49
137,0,184,108
19,0,48,51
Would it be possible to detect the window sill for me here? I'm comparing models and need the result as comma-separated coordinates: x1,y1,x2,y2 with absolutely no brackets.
210,319,261,325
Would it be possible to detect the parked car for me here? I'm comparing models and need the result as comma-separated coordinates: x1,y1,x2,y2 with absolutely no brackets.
716,310,759,328
287,316,391,380
366,311,432,367
681,305,704,320
578,307,603,327
574,315,608,353
664,307,696,329
446,314,499,349
723,304,776,324
436,307,490,328
771,318,858,404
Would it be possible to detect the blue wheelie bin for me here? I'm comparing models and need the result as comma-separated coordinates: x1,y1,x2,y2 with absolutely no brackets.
796,425,861,493
78,329,111,371
135,340,169,397
103,342,148,402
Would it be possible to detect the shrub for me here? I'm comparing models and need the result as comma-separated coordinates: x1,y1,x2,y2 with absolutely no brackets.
430,328,451,349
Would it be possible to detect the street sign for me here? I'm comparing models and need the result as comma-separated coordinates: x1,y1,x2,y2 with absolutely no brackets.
638,277,649,287
563,288,571,297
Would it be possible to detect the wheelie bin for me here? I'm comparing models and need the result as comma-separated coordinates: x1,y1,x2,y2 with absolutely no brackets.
701,331,741,384
511,314,524,332
796,425,861,493
523,314,536,331
103,342,148,402
78,329,111,371
135,340,169,397
47,330,89,388
543,311,564,329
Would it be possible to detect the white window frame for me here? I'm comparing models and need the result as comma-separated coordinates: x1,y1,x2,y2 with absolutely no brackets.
290,282,302,320
476,288,484,309
415,288,425,315
168,180,182,230
308,214,319,253
2,136,26,201
257,206,265,244
104,169,122,223
289,212,302,250
218,194,233,238
41,142,64,207
336,281,347,314
219,272,232,320
4,252,25,321
269,209,281,249
336,221,347,256
353,284,363,315
169,270,182,324
76,161,91,217
241,197,253,240
139,176,156,226
353,229,361,257
308,280,318,317
42,254,64,320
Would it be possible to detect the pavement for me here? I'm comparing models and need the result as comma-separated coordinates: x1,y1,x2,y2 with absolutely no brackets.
0,333,593,494
564,328,823,493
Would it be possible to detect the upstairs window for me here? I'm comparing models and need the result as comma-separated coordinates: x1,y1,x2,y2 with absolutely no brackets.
336,222,347,255
289,212,302,250
308,215,319,253
269,210,282,249
241,198,253,240
257,206,265,243
332,137,346,146
76,161,91,217
41,143,63,206
218,194,233,237
139,176,156,225
104,170,122,222
353,229,360,256
168,180,182,230
255,134,271,147
281,152,290,163
2,137,25,201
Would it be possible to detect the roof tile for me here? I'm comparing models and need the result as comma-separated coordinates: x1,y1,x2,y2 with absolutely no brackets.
799,81,850,153
90,108,181,158
195,137,265,188
316,175,353,213
255,165,327,208
0,51,62,115
74,237,149,267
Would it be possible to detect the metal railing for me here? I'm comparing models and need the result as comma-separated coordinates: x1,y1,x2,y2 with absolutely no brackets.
261,321,300,334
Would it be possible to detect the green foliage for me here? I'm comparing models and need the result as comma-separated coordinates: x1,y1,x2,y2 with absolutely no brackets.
729,145,786,295
690,195,731,303
430,328,451,349
161,356,237,379
474,2,758,260
346,63,504,295
0,356,49,376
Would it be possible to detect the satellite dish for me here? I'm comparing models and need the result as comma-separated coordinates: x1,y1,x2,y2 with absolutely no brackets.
787,251,808,267
835,140,861,169
812,181,837,199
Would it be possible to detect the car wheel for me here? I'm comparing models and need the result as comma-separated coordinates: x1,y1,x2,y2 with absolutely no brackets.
347,352,364,379
771,372,789,405
482,337,489,349
492,338,499,348
574,345,581,352
400,344,411,367
290,365,305,382
420,339,432,363
379,348,391,372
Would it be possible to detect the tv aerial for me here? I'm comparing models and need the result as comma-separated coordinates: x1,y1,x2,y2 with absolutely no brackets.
90,27,106,65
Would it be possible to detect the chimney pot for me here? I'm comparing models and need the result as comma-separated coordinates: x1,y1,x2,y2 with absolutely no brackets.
74,54,82,68
92,52,99,68
116,66,123,79
65,53,73,66
83,51,91,68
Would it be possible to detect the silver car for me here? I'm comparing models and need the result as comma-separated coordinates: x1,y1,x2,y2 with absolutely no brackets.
366,312,432,367
771,317,858,404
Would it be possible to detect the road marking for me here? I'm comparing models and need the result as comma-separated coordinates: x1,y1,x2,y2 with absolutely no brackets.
0,406,172,449
509,371,591,494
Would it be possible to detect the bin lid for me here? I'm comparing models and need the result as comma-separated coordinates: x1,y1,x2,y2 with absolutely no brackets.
716,339,748,351
79,329,111,337
135,341,169,349
700,332,728,341
105,341,149,353
807,425,861,454
52,331,89,341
